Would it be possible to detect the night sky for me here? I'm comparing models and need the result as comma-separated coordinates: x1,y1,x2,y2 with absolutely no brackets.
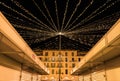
0,0,120,51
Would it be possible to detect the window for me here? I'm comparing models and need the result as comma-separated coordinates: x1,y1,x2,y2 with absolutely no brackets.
51,63,53,67
46,63,49,67
72,58,74,62
36,52,43,56
72,63,75,68
65,58,68,62
58,57,62,62
45,52,48,56
56,71,58,74
52,69,54,74
51,63,55,68
58,63,62,68
72,52,74,56
44,63,46,66
39,57,42,61
65,63,68,68
65,52,67,56
65,69,68,74
78,58,81,62
52,52,55,56
51,57,55,62
45,58,48,61
57,69,61,74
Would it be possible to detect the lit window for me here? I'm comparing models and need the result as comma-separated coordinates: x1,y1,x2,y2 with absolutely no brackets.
65,63,68,68
52,52,55,56
58,63,62,68
58,69,61,74
51,63,55,68
72,63,75,68
44,63,46,66
45,58,48,61
72,52,74,56
37,52,43,56
45,52,48,56
65,52,67,56
51,57,55,62
52,69,54,74
65,58,68,62
47,63,49,67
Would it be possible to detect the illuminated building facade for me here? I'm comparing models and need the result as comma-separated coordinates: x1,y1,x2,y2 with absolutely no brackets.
36,50,85,81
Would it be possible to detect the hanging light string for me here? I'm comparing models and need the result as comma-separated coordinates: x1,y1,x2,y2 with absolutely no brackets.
19,30,55,44
2,11,47,30
11,0,47,26
13,24,53,33
32,0,57,31
13,24,56,43
10,0,56,33
2,11,24,22
32,0,58,32
2,11,55,37
0,1,57,44
0,0,119,43
61,0,69,32
77,0,120,27
66,0,106,31
42,0,58,32
67,0,119,32
64,0,94,31
0,2,41,26
55,0,60,31
0,2,56,33
63,0,82,31
65,10,119,35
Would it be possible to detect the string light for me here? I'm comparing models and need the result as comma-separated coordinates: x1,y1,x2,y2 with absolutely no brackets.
65,0,94,31
32,0,58,32
13,24,53,33
55,0,60,31
42,0,58,32
0,0,119,50
0,2,56,32
67,0,119,32
0,2,37,24
63,0,82,31
2,11,24,22
11,0,46,26
65,12,117,35
2,11,43,29
61,0,69,32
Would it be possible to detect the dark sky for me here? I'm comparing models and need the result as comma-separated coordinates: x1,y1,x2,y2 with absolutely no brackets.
0,0,120,51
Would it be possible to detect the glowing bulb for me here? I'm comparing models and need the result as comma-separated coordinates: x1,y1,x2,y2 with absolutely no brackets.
58,32,62,35
57,32,64,35
56,32,65,35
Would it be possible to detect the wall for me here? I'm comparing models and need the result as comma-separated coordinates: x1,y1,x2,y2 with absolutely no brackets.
0,54,41,81
78,56,120,81
36,50,80,81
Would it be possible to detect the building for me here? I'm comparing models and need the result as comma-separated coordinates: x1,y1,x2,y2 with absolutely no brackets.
35,50,84,81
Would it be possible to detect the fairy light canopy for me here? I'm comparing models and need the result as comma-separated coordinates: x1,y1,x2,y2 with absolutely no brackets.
0,0,120,51
58,32,62,35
